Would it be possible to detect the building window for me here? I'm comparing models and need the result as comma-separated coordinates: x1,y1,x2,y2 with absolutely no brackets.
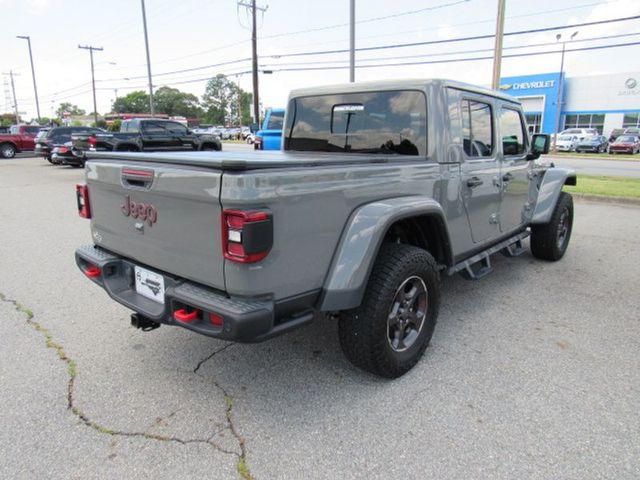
525,113,541,134
623,112,640,128
562,113,605,134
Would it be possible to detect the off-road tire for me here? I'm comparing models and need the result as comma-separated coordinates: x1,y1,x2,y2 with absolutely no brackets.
530,191,574,261
0,143,16,159
338,243,440,378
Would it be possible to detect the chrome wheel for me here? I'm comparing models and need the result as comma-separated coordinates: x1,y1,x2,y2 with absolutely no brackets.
387,276,428,352
1,144,16,158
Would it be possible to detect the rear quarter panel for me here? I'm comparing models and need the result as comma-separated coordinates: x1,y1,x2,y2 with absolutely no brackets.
221,161,463,300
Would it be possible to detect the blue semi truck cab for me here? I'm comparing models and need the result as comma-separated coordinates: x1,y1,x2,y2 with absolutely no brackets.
254,108,285,150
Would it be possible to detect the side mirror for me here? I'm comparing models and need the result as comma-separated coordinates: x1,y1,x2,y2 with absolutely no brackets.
527,133,550,160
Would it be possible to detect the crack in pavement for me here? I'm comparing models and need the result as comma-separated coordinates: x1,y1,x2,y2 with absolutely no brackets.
192,342,253,478
0,292,254,480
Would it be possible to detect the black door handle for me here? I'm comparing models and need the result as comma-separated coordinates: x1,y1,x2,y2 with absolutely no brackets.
502,172,514,182
467,177,483,188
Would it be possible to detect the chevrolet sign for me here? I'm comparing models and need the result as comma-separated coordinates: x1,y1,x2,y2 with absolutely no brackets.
499,80,555,91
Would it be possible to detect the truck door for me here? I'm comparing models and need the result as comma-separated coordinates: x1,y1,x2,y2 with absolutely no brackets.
497,106,530,233
141,121,177,151
165,121,195,151
459,97,502,243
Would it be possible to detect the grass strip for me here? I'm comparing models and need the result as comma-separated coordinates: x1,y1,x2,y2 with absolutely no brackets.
565,175,640,199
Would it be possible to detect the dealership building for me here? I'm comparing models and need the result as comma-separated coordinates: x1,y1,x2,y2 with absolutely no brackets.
498,71,640,136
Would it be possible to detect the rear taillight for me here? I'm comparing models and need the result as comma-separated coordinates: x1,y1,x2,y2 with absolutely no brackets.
222,209,273,263
59,146,68,154
76,184,91,218
88,135,97,148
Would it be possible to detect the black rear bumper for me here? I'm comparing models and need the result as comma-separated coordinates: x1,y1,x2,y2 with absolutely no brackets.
75,245,314,342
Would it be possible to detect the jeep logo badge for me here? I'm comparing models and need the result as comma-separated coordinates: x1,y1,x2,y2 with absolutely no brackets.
121,195,158,226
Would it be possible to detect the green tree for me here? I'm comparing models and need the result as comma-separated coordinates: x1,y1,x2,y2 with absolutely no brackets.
201,74,236,125
56,102,86,117
107,119,121,132
112,91,150,114
154,86,202,118
239,90,253,125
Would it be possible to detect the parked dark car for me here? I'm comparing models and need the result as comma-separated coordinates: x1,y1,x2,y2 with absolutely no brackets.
35,126,105,163
608,135,640,154
575,135,608,153
51,142,80,166
71,118,221,165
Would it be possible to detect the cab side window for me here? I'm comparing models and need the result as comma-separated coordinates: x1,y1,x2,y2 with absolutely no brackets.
500,108,527,155
462,100,493,158
166,122,188,135
142,121,168,134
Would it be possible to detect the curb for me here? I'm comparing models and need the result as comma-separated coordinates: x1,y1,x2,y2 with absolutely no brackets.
572,193,640,206
544,154,640,163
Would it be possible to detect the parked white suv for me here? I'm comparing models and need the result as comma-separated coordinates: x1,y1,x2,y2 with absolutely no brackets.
559,128,598,141
555,134,579,152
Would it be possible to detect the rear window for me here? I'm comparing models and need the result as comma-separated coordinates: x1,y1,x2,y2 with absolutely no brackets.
266,111,284,130
284,90,427,155
48,127,102,141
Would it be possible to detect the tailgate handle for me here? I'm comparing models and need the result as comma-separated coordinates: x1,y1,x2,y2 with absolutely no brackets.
122,168,154,189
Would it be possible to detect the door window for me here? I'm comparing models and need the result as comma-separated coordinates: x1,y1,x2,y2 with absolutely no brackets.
500,108,527,156
142,121,168,134
165,122,188,135
462,100,493,158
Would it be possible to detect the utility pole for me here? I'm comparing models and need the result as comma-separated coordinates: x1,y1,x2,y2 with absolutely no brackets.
238,0,267,124
2,71,20,122
140,0,155,116
16,36,41,120
349,0,355,82
491,0,506,89
78,44,103,125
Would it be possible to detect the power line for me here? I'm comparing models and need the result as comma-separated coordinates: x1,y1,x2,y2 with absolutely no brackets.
88,38,640,93
258,32,640,68
261,0,470,40
267,40,640,72
268,14,640,58
86,14,640,87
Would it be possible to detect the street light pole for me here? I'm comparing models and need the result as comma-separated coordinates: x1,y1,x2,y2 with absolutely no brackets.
140,0,155,116
552,31,578,151
16,35,41,120
78,44,103,125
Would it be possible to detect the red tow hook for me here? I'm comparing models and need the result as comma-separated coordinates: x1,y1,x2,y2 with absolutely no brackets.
174,308,201,323
85,265,101,278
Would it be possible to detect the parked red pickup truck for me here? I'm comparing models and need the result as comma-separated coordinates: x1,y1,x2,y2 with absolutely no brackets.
0,125,41,158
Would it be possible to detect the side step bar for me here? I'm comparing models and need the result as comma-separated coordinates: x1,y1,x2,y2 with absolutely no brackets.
448,231,530,280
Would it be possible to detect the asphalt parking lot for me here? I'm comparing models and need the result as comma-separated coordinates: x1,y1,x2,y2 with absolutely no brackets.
1,156,639,479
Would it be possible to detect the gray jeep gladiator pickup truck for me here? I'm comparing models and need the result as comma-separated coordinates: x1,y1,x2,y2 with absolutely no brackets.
75,79,576,378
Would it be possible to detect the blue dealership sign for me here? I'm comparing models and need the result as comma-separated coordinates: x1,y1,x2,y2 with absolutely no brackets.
499,72,563,134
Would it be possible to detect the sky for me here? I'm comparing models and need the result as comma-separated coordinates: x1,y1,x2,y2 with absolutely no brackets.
1,0,639,121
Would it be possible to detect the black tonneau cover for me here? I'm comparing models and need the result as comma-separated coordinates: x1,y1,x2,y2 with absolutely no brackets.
86,150,407,170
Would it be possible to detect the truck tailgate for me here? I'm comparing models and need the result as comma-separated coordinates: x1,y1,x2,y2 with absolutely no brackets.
86,160,225,291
